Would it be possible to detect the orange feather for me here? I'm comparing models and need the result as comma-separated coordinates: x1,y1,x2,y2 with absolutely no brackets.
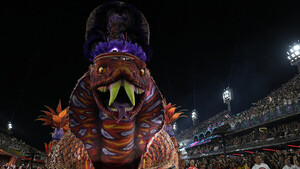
165,103,172,112
40,110,53,118
52,115,61,127
169,113,184,124
37,100,69,130
44,105,56,115
45,142,52,154
58,108,68,120
63,123,69,132
167,107,176,117
164,101,186,125
56,99,62,113
61,118,69,129
36,118,52,126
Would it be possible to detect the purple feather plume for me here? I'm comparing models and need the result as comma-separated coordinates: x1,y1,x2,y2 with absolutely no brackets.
90,40,147,62
52,128,64,140
164,124,175,137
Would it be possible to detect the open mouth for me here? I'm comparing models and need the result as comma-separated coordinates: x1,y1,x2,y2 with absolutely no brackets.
94,80,146,123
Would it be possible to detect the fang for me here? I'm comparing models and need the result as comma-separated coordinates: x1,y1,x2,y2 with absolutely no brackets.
98,86,108,92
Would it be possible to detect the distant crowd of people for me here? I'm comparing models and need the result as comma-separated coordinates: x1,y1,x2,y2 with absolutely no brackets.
0,132,44,169
179,111,228,141
0,164,41,169
178,74,300,142
230,121,300,147
184,149,300,169
0,132,31,156
0,159,42,169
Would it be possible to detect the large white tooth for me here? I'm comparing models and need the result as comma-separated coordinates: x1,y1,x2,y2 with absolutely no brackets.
134,88,145,94
139,88,145,93
135,88,140,94
124,80,135,106
98,86,108,92
108,80,121,106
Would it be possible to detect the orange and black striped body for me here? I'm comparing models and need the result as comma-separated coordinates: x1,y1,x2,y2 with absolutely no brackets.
68,53,164,169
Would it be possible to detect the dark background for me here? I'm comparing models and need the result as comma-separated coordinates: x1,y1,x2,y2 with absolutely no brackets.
1,0,300,150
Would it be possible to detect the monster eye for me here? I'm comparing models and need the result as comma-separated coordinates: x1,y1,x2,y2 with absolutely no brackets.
99,67,104,73
140,69,145,76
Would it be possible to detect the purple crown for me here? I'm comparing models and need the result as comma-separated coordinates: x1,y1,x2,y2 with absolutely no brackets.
90,40,147,62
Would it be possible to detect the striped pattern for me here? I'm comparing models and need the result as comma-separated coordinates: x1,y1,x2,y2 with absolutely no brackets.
69,73,101,162
135,78,164,156
100,117,136,165
67,54,166,168
98,77,164,166
68,75,165,167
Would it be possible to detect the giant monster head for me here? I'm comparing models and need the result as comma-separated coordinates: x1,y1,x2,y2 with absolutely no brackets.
89,51,151,122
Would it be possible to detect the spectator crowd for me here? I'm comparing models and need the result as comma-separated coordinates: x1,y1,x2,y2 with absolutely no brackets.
0,130,44,169
0,132,31,156
178,74,300,143
182,74,300,169
184,150,300,169
186,121,300,157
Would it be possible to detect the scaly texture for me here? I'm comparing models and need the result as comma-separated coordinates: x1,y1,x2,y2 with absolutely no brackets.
46,130,94,169
138,129,179,169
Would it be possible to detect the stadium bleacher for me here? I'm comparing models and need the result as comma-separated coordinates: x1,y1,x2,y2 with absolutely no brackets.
179,74,300,168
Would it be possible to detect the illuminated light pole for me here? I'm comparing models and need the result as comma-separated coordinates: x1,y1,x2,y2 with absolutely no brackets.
7,121,12,135
287,41,300,73
173,122,177,132
8,121,12,131
223,87,233,112
191,109,197,126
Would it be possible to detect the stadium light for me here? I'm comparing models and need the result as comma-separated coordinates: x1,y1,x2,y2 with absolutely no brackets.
287,41,300,73
8,121,12,131
223,87,233,112
173,122,177,131
191,109,197,126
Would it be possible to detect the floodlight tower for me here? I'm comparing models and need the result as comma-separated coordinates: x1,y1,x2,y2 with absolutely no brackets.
8,121,12,131
7,121,12,135
191,109,197,126
287,41,300,73
173,122,177,132
223,87,233,112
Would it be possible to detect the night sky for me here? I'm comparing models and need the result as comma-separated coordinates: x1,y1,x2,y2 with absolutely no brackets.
1,0,300,151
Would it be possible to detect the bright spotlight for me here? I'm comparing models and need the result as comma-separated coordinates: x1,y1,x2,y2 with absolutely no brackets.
223,88,232,103
173,122,177,131
191,109,197,120
8,121,12,130
287,41,300,73
191,109,198,126
223,87,233,112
